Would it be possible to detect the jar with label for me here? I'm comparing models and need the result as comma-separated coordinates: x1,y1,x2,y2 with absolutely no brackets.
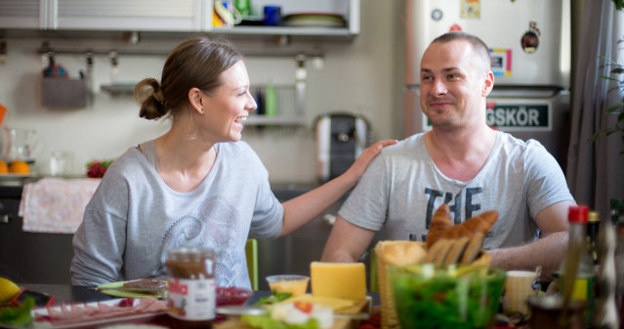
166,247,216,328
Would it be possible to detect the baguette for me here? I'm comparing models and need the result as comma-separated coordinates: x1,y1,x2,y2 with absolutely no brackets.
461,232,486,265
443,236,470,265
426,204,453,249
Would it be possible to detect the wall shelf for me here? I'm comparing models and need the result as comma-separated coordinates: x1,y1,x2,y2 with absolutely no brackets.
100,83,136,96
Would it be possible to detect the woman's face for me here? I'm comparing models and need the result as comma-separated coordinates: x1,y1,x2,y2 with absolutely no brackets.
201,60,257,143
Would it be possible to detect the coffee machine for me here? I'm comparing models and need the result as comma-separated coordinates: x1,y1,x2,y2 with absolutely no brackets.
315,112,371,183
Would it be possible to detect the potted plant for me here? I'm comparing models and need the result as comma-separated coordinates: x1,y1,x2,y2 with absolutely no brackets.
589,0,624,154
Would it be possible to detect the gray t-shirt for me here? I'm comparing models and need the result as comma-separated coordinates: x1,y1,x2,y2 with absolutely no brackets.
71,141,283,288
339,131,574,249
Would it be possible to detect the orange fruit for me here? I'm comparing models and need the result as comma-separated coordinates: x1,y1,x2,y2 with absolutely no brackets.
9,161,30,174
0,161,7,174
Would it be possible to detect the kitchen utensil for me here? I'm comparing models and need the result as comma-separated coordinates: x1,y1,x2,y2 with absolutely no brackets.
283,13,346,28
315,112,371,182
2,127,40,164
91,286,163,293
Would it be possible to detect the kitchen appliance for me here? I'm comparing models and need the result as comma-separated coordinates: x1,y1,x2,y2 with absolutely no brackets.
404,0,571,167
315,112,371,182
0,127,40,164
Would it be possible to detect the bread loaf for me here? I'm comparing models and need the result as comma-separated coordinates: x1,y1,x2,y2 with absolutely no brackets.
426,204,453,249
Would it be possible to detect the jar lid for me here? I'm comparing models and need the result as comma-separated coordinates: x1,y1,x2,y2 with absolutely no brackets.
568,205,589,223
587,211,600,222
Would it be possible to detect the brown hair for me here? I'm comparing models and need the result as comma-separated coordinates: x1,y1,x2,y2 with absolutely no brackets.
135,37,243,120
430,31,492,71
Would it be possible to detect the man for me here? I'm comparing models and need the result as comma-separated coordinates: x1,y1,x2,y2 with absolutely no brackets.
321,32,574,278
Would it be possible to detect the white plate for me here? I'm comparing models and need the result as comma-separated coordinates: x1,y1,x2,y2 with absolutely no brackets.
0,298,167,329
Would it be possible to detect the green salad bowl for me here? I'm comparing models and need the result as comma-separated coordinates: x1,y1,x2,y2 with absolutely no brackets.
389,264,505,329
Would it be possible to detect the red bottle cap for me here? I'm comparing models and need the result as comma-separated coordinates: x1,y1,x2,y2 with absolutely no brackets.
568,205,589,223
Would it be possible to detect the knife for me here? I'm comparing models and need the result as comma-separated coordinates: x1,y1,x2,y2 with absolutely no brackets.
91,286,164,293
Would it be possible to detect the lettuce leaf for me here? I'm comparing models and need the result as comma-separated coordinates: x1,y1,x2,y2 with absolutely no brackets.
0,296,34,327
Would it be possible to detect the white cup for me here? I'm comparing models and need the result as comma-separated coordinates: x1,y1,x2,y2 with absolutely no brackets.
49,151,75,177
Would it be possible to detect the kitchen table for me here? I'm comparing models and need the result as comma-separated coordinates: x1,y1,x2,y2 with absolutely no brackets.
13,284,529,329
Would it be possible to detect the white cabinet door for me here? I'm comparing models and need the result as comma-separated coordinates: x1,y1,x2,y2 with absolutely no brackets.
50,0,209,31
0,0,47,29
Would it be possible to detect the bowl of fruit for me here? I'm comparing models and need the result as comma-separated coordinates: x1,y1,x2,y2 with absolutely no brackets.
389,264,505,329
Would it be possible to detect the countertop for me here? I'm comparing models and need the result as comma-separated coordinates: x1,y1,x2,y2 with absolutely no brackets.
0,178,320,200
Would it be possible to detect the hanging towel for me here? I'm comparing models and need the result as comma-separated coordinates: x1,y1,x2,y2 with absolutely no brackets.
19,178,101,233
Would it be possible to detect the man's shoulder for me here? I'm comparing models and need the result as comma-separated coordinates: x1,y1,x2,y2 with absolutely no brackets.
381,133,426,156
496,131,549,155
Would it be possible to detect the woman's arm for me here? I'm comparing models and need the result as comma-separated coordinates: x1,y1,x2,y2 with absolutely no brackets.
279,139,397,236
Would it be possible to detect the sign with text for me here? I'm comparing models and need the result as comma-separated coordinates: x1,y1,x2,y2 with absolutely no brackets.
485,102,550,131
422,101,551,132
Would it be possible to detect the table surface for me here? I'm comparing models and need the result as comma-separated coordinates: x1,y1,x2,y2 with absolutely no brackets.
17,283,365,306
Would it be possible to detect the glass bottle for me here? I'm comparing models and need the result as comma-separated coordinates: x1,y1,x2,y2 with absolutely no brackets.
593,208,618,329
587,211,601,266
559,205,596,325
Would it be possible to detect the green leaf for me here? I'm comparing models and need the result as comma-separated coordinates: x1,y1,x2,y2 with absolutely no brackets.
0,296,34,326
254,291,293,306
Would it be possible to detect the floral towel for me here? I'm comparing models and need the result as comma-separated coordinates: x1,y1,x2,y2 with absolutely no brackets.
19,178,101,233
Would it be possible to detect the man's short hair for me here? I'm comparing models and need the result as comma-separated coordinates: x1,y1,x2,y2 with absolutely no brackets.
430,32,492,71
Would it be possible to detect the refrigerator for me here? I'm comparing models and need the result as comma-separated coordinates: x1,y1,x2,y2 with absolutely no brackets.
404,0,571,167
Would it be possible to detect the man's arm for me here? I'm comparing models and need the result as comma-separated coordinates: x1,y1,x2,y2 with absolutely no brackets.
488,200,573,281
321,216,377,262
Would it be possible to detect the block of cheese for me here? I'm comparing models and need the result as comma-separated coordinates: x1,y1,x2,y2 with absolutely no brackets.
310,262,367,300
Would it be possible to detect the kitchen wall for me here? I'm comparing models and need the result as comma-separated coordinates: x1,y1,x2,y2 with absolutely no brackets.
0,0,405,184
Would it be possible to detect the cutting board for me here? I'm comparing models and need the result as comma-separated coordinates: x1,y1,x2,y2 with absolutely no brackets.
215,297,371,329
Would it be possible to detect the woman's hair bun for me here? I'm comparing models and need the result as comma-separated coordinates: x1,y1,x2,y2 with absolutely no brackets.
135,78,167,120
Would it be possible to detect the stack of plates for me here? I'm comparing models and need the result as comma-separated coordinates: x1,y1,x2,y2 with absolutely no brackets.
282,12,346,28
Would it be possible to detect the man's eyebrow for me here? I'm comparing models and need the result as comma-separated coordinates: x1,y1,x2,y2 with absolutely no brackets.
420,67,461,73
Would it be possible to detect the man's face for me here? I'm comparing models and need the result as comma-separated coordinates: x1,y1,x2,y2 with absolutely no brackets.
419,40,493,130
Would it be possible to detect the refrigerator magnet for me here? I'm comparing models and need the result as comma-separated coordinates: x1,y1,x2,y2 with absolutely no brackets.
521,21,541,54
431,8,443,21
460,0,481,19
490,49,512,77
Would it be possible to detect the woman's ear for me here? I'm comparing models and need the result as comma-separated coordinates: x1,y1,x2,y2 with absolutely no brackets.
188,87,205,114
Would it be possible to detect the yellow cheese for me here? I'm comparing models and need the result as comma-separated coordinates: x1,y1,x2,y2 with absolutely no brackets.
310,262,367,300
280,294,357,311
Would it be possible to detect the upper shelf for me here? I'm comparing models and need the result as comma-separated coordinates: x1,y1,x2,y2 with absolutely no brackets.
0,0,360,41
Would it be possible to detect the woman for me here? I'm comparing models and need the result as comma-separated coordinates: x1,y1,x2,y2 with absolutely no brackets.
70,37,396,289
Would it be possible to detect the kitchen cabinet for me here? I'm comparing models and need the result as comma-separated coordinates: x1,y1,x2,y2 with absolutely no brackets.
0,188,74,284
0,0,47,29
53,0,207,32
0,0,360,39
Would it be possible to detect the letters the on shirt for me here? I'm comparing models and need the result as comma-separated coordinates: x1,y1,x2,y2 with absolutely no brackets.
424,187,483,228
